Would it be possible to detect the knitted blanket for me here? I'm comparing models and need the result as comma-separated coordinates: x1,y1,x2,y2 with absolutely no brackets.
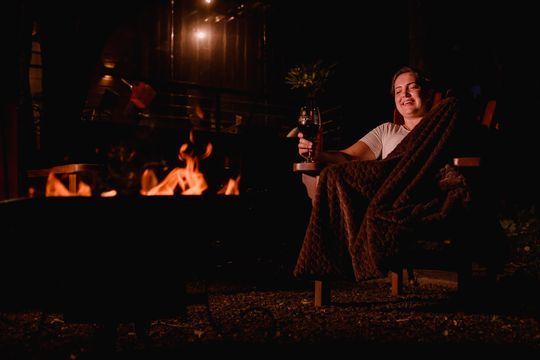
293,97,501,281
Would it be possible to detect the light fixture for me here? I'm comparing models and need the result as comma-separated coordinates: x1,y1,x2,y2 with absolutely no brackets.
194,29,207,40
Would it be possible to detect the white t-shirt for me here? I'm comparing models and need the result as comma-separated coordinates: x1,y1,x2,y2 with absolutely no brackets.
359,122,410,159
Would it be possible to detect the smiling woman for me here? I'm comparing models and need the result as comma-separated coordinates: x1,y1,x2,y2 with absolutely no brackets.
391,66,435,131
296,66,434,166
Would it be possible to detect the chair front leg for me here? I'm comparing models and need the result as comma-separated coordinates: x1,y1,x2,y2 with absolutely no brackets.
314,280,331,307
390,269,404,296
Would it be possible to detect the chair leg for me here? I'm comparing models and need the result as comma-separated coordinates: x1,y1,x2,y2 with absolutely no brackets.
314,280,331,307
391,269,403,296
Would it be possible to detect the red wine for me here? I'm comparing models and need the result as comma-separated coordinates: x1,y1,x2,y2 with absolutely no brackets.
298,121,319,142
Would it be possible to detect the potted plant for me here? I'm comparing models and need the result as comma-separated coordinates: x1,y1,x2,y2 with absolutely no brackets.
285,60,336,100
285,60,337,157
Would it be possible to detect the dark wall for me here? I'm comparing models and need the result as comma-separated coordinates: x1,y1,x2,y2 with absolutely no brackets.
268,1,538,203
267,1,410,147
3,1,538,204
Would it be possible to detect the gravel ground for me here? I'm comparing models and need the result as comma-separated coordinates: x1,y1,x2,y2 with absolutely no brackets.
2,271,540,359
2,206,539,358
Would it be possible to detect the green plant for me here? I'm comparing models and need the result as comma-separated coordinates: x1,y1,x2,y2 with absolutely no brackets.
285,60,336,98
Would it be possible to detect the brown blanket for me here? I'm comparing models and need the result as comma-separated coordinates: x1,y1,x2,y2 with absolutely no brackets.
294,97,495,281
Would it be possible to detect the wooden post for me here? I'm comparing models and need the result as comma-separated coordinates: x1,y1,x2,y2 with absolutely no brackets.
68,173,77,193
314,280,330,307
391,270,403,296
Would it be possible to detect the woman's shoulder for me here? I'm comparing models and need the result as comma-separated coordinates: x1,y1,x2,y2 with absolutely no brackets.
364,122,409,142
372,122,404,133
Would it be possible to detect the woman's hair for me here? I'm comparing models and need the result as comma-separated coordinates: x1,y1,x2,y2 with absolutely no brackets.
390,66,432,96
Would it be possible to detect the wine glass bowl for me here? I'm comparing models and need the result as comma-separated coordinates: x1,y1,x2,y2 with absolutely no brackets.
297,105,321,163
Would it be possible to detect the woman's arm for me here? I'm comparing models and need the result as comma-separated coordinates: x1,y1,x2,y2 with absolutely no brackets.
329,140,376,162
298,134,376,166
299,137,377,203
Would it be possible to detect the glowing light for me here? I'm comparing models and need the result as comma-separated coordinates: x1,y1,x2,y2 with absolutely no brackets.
194,30,207,40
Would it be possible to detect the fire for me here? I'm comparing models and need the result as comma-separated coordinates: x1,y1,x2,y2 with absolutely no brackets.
141,131,240,196
217,175,241,195
141,166,208,195
45,171,116,197
43,130,241,197
45,173,92,197
100,189,117,197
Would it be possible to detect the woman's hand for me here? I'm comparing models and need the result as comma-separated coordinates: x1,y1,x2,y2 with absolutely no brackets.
297,132,313,159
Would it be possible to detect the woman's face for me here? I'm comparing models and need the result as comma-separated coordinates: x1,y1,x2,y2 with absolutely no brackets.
394,72,427,119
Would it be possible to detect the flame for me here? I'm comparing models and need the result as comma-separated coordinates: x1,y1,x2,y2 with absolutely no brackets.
194,103,205,120
217,175,241,195
140,168,159,194
100,189,117,197
141,131,240,196
141,132,211,196
45,173,91,197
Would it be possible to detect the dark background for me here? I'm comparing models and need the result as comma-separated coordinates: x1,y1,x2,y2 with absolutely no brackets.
2,0,538,204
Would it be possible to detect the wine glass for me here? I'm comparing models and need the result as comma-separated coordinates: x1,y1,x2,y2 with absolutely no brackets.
297,104,321,163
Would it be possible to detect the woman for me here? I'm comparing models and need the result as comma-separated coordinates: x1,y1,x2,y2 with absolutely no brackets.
292,65,486,282
298,66,435,164
298,66,435,200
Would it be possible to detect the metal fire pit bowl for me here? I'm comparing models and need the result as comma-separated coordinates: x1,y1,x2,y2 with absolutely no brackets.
0,196,247,322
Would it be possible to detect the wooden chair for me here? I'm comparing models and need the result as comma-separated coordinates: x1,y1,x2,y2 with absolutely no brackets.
389,96,499,292
301,98,499,306
390,99,500,294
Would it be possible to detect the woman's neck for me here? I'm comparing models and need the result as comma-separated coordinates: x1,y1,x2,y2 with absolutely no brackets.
403,116,422,131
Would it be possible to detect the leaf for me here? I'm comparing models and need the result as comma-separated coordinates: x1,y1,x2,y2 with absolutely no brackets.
284,60,337,97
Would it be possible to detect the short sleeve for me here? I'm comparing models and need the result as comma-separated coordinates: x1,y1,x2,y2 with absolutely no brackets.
359,124,386,159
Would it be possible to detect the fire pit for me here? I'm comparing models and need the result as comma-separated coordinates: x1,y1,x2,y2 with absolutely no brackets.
3,127,312,323
0,196,245,321
0,192,311,322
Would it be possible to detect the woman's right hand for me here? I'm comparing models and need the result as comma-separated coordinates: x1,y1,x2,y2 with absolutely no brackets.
297,132,313,159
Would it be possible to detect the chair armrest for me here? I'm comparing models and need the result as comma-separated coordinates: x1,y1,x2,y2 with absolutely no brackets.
453,157,481,167
292,161,322,174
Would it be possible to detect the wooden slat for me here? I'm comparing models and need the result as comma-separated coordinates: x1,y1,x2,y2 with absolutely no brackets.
481,100,497,128
453,157,481,167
